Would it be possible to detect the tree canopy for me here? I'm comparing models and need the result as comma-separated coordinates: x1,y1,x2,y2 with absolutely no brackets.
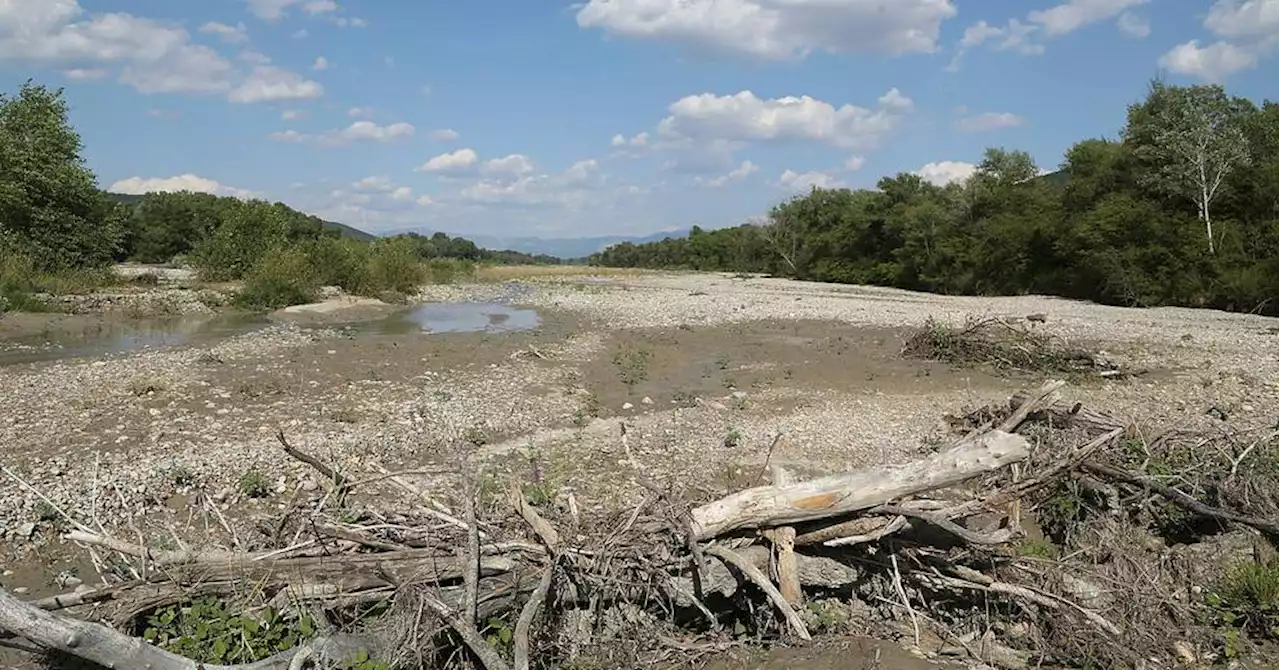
592,82,1278,315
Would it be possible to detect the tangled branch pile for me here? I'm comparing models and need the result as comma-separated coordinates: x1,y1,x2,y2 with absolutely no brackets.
1,381,1275,669
902,316,1124,377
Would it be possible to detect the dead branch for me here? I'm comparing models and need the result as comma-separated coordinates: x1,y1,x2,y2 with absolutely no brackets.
513,566,555,670
689,429,1031,539
1082,462,1279,540
704,544,810,641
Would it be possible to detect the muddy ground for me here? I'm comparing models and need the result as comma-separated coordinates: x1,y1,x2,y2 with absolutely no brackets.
0,271,1276,668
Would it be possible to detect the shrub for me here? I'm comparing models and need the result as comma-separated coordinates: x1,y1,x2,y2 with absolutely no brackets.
233,247,319,310
307,236,370,293
426,258,475,284
237,470,270,498
365,237,426,293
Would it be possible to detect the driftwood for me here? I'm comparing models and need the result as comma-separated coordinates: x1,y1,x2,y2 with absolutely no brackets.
8,379,1227,669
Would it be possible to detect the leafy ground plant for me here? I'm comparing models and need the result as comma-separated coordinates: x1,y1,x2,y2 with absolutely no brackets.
143,597,316,664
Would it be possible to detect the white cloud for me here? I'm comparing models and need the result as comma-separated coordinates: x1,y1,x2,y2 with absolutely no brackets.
62,67,108,80
959,20,1003,47
656,88,912,150
415,195,436,206
347,106,373,118
611,131,649,148
281,109,306,120
147,108,179,121
311,56,328,70
956,18,1044,55
0,2,237,94
200,21,248,44
699,160,759,187
338,121,412,142
109,173,254,198
228,65,323,103
1158,40,1258,81
429,128,461,141
246,0,302,20
391,186,414,201
483,154,536,176
575,0,958,60
416,148,480,173
914,161,976,186
292,28,308,39
1028,0,1148,37
304,0,338,14
778,169,843,192
1205,0,1278,40
956,112,1025,133
1116,12,1150,38
333,16,368,28
239,50,272,65
564,159,599,182
843,155,866,171
269,121,415,145
352,175,394,191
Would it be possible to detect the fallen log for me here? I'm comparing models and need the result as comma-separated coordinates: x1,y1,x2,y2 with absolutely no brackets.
688,430,1030,540
0,586,379,670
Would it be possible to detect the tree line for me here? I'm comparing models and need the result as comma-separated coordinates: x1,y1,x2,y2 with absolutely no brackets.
591,82,1278,315
0,80,557,310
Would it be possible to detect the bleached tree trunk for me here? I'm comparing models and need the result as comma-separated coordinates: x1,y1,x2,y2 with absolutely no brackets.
688,430,1030,540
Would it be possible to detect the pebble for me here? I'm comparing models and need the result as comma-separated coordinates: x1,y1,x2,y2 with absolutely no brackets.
12,587,29,595
731,391,748,399
641,397,653,404
621,402,634,410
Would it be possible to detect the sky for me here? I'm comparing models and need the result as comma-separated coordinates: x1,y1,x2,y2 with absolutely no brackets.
1,1,1277,239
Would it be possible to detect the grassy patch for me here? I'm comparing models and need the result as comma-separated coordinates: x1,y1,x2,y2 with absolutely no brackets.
611,344,651,389
237,470,271,498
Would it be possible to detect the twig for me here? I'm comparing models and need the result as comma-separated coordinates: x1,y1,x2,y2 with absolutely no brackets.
753,432,784,485
204,494,241,549
1229,429,1275,478
421,595,513,670
704,544,810,641
277,430,346,494
919,571,1121,636
513,566,555,670
1082,462,1278,540
871,504,1014,545
507,481,560,551
463,480,480,627
823,516,908,547
890,555,920,649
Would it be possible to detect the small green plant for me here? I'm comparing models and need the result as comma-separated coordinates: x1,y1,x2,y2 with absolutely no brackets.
1206,559,1280,639
167,465,196,487
610,344,651,388
33,501,67,532
464,424,490,446
339,648,391,670
713,354,731,370
237,470,270,498
723,427,742,448
143,597,316,664
483,615,514,653
804,599,851,634
431,389,454,402
1017,536,1059,559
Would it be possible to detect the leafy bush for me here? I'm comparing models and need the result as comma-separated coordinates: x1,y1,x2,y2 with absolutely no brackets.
365,237,426,293
426,257,475,284
237,470,271,498
233,247,319,310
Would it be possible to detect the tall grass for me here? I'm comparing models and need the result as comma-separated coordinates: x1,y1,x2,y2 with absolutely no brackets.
0,252,115,313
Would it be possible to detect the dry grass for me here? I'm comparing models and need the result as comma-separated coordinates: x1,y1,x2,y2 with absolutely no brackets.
474,265,650,281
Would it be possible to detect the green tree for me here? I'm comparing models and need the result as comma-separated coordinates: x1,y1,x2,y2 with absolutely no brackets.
1124,82,1251,254
0,80,120,268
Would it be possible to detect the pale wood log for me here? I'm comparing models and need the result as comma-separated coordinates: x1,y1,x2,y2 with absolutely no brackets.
668,545,858,607
762,466,802,605
689,430,1030,540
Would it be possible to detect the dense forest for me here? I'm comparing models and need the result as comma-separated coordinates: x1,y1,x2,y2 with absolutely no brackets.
0,80,557,310
592,82,1278,316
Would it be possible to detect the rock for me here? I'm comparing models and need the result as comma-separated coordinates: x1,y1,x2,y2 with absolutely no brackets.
1062,573,1111,609
1172,641,1197,665
622,402,634,410
12,586,29,595
15,522,35,539
74,583,95,594
641,396,653,404
731,391,748,399
62,576,83,588
300,478,318,492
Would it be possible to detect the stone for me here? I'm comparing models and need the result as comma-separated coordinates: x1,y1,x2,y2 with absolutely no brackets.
15,522,35,539
622,402,634,410
641,396,653,404
12,586,29,595
731,391,748,399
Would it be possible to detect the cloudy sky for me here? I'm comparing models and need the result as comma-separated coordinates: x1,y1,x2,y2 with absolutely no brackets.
1,0,1276,238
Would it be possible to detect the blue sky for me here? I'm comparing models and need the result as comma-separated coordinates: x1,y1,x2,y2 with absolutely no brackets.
1,1,1276,238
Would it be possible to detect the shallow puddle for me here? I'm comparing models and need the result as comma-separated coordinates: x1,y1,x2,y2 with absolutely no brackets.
0,313,269,366
375,302,542,335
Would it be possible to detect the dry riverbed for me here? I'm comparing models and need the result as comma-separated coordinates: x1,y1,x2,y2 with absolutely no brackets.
0,272,1276,667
